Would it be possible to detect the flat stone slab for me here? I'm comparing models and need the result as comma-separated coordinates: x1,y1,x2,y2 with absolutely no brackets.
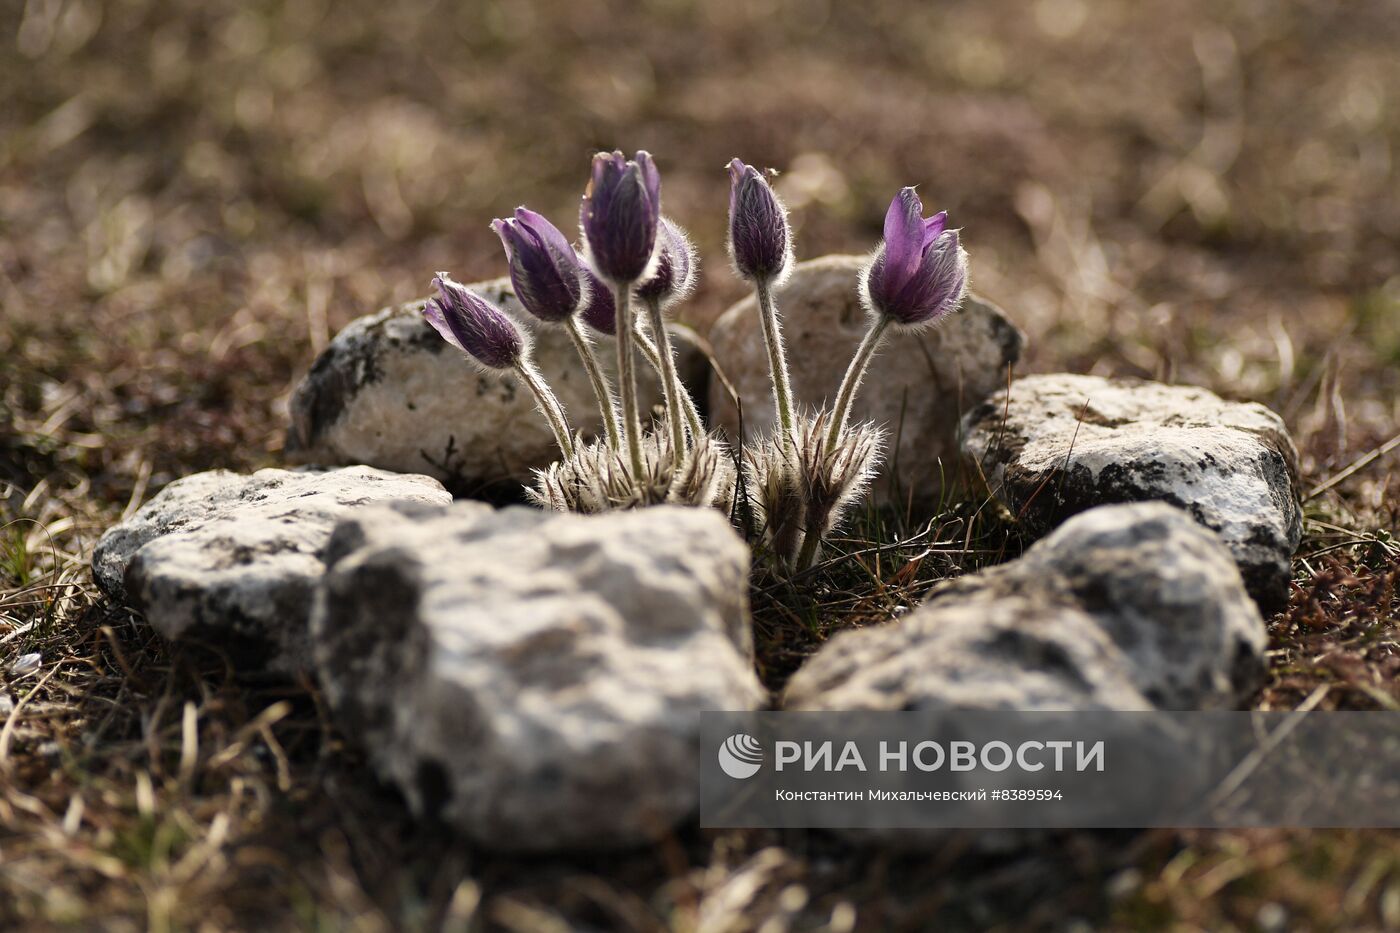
287,277,701,494
961,373,1302,608
92,466,451,670
708,255,1024,502
312,502,765,850
785,503,1267,712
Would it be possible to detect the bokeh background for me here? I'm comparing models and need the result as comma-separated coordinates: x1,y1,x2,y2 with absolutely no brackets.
4,0,1400,929
6,0,1399,497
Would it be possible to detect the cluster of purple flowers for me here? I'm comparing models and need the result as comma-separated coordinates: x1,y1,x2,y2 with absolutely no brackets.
423,149,968,570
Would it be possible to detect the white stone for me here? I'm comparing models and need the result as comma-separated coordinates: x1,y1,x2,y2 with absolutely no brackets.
961,373,1301,607
786,503,1267,712
92,466,451,670
708,255,1024,501
312,502,765,850
784,596,1154,712
288,278,703,494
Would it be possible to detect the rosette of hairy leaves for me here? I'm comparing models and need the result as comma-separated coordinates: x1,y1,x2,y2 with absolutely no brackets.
791,413,884,571
529,432,735,514
743,413,884,574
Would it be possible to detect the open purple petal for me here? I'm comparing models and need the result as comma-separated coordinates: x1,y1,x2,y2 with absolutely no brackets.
490,218,518,261
882,188,925,288
923,210,948,242
863,198,969,329
422,297,464,352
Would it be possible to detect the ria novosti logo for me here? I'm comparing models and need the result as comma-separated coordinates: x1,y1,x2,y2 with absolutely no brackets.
718,733,764,779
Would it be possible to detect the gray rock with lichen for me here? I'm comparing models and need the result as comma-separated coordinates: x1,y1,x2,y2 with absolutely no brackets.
960,373,1301,608
785,503,1267,712
707,255,1024,502
287,278,701,494
92,466,451,670
311,502,765,850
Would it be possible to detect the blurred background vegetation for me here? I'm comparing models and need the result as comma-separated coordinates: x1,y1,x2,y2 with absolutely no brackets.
3,0,1399,929
5,0,1399,498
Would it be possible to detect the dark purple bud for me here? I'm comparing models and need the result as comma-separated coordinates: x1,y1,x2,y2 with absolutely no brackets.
423,273,526,369
727,158,792,283
861,188,968,328
579,150,662,285
491,208,584,324
578,267,616,336
634,217,697,308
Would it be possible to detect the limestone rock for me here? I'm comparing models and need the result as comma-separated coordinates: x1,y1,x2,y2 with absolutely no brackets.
785,503,1266,712
784,595,1154,712
961,373,1301,607
312,502,765,850
287,278,703,495
92,466,451,670
708,255,1024,500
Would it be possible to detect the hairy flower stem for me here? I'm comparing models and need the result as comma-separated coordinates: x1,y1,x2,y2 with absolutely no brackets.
565,317,621,451
755,279,796,453
637,331,703,440
514,359,575,460
793,522,821,574
827,316,890,448
612,284,647,480
642,297,690,469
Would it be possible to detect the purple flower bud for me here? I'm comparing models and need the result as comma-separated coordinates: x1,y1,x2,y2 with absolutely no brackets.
635,217,697,308
861,188,968,328
578,266,616,336
579,150,661,285
423,273,526,369
727,158,792,283
491,208,584,324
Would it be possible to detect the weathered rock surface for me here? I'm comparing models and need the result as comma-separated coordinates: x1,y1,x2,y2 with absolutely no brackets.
288,278,703,494
786,503,1267,712
312,502,765,850
92,466,451,670
961,373,1301,608
785,596,1155,712
708,255,1024,500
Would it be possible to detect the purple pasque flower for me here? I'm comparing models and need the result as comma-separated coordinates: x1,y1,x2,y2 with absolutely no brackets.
634,217,697,308
727,158,792,284
861,188,968,328
491,208,584,324
579,150,662,285
423,272,526,369
578,266,616,335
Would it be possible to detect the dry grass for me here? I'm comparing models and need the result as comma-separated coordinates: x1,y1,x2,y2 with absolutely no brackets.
4,0,1400,928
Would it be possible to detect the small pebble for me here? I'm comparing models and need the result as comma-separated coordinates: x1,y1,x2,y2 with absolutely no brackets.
1256,902,1288,932
10,652,41,677
1107,868,1143,900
